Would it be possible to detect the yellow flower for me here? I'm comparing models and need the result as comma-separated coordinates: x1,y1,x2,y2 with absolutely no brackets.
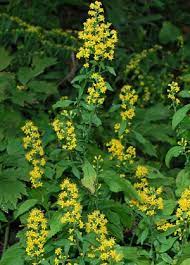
52,110,77,151
135,165,149,178
119,84,138,121
57,178,83,229
157,220,175,231
86,210,123,263
86,73,107,106
167,81,180,105
107,139,136,164
22,121,46,188
107,139,125,161
175,188,190,239
26,209,48,261
131,178,163,216
76,0,117,65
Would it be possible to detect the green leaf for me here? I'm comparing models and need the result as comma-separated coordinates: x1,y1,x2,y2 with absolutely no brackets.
0,211,7,222
176,169,190,196
32,56,57,76
106,66,116,76
100,170,139,200
71,74,86,84
0,174,27,209
53,99,73,109
17,67,35,85
165,146,183,168
172,104,190,129
179,90,190,98
162,199,176,215
158,237,177,253
134,131,157,157
180,258,190,265
0,244,25,265
14,199,38,219
92,113,102,127
159,21,181,44
81,160,97,194
0,47,12,71
48,211,64,238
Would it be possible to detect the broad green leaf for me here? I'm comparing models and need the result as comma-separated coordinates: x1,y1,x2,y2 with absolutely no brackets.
179,90,190,98
165,146,183,168
48,211,64,238
71,74,86,84
176,169,190,196
162,199,176,215
158,237,177,253
17,67,35,85
14,199,38,219
0,47,12,71
159,21,180,44
53,99,73,109
172,104,190,129
0,211,7,222
0,244,25,265
32,56,57,76
0,174,26,209
81,160,97,193
134,131,157,157
106,66,116,76
100,170,139,200
181,258,190,265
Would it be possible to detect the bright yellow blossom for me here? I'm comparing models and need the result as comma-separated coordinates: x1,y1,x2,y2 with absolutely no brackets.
87,73,107,105
167,81,180,105
52,110,77,151
22,121,46,188
26,209,48,263
131,178,163,216
76,0,117,65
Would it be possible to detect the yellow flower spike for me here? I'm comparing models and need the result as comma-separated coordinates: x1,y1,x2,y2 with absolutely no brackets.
135,165,149,178
52,111,77,151
22,121,46,188
131,177,163,216
107,139,136,164
26,209,48,262
174,188,190,239
76,0,117,65
86,210,123,263
57,178,83,230
86,73,107,106
167,81,180,105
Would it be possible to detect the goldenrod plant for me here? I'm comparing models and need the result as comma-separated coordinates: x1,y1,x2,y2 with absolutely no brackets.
2,0,190,265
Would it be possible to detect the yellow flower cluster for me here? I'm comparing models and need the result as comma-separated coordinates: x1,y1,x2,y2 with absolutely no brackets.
157,219,175,232
167,81,180,105
86,210,123,264
22,121,46,188
126,45,161,74
107,139,136,164
54,248,65,265
0,13,76,53
26,209,48,263
135,165,149,179
175,188,190,239
52,111,77,151
87,73,107,105
131,178,163,216
119,85,138,121
76,0,117,66
57,178,84,230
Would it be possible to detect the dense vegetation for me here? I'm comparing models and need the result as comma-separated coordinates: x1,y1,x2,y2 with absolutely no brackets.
1,0,190,264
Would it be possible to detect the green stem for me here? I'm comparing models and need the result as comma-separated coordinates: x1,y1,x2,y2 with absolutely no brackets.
2,223,10,254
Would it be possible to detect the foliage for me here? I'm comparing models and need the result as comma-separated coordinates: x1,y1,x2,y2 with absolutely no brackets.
1,0,190,265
